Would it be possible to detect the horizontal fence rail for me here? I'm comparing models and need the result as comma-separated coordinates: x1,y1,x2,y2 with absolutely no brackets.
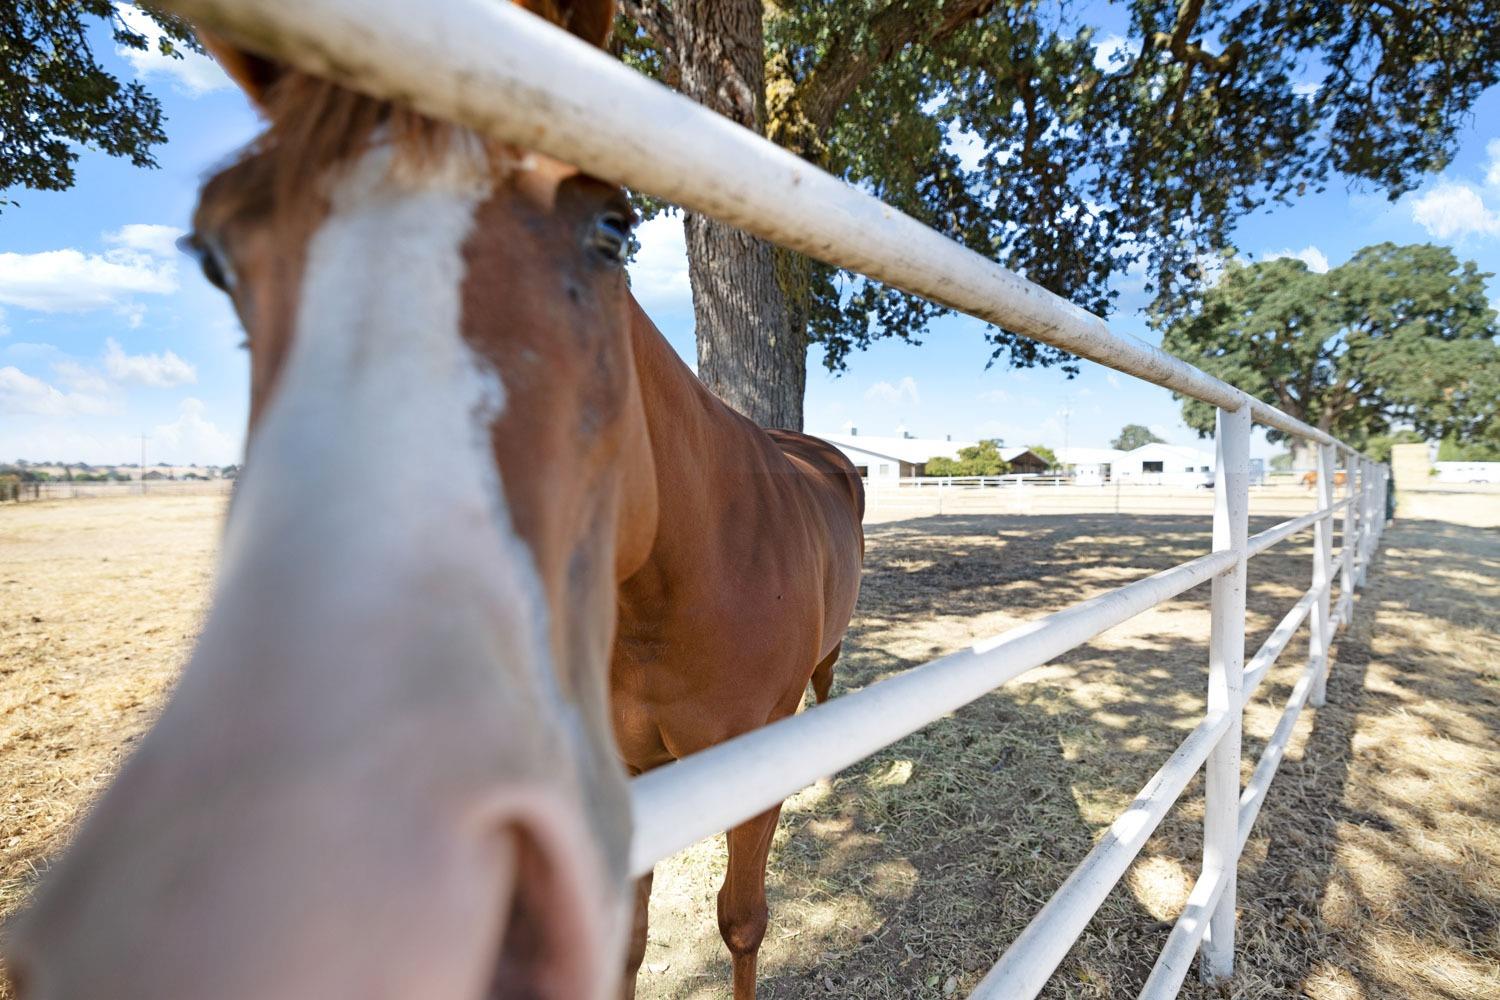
159,1,1392,995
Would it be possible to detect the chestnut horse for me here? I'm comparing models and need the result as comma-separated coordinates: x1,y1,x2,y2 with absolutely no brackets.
1,3,862,999
1301,469,1348,490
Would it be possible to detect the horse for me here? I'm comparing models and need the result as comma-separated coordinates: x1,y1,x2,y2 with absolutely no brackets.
1300,469,1348,490
0,3,864,999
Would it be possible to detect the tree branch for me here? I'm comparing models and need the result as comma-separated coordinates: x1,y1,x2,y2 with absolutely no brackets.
798,0,996,135
620,0,678,78
1148,0,1245,74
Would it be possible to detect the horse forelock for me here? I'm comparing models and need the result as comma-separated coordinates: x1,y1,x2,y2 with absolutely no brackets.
206,73,523,224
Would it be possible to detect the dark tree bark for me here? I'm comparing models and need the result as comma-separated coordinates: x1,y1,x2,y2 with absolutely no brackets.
670,0,805,430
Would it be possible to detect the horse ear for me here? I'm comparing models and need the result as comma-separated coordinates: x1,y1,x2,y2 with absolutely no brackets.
515,0,618,48
200,31,282,107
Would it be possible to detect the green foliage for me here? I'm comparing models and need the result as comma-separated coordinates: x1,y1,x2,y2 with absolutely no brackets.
926,438,1009,476
0,2,201,206
617,1,1498,374
1365,430,1426,463
1027,444,1057,468
1110,424,1164,451
1437,435,1500,462
1160,243,1499,449
1269,451,1294,472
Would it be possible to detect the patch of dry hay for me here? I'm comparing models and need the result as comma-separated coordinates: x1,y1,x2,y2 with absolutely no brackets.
637,512,1499,999
1,496,1495,1000
0,497,225,929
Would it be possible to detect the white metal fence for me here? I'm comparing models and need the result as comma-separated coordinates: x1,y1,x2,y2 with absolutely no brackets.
861,478,1327,521
161,2,1392,994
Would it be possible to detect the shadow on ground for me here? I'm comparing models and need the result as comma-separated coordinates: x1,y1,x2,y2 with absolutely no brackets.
639,515,1499,999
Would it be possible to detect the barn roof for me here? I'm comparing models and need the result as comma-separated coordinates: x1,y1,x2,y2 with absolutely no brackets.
1122,442,1215,466
816,433,972,464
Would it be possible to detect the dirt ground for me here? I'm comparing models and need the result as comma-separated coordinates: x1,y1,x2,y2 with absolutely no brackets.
1,494,1496,998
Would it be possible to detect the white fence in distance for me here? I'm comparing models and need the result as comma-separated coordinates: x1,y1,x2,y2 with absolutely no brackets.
0,480,233,502
158,1,1393,995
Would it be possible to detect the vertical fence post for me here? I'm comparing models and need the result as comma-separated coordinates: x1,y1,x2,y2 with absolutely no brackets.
1357,458,1374,586
1360,458,1370,582
1338,449,1356,626
1309,444,1336,708
1200,401,1250,981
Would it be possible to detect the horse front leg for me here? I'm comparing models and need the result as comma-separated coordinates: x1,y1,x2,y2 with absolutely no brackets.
717,804,783,1000
620,868,654,1000
810,642,841,705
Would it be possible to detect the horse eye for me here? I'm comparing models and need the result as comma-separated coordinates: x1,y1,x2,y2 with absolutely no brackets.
177,232,235,294
587,210,632,265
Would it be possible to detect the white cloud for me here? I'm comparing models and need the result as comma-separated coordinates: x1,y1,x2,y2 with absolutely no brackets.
1105,372,1121,389
0,367,113,416
1485,139,1500,189
977,388,1011,404
627,215,691,311
864,376,920,407
152,398,238,465
52,360,112,396
104,338,196,387
114,3,231,96
0,245,177,312
1093,34,1132,71
1264,245,1330,273
977,414,1064,447
1409,182,1500,240
1292,81,1320,98
105,223,185,259
0,306,9,337
117,302,149,329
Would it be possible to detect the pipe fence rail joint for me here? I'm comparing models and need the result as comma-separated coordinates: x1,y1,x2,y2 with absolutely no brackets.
156,1,1394,996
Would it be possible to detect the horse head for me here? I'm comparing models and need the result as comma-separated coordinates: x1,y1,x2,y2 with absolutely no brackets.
2,3,659,998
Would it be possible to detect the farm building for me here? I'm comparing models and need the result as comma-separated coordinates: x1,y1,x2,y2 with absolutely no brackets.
1115,442,1216,487
999,447,1052,475
1435,461,1500,484
1054,444,1218,486
818,433,1053,482
1054,446,1126,485
817,432,970,484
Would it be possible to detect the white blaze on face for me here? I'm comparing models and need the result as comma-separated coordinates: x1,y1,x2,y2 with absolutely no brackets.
217,142,554,673
3,143,628,1000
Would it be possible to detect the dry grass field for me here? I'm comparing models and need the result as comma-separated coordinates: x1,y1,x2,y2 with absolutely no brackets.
1,493,1496,998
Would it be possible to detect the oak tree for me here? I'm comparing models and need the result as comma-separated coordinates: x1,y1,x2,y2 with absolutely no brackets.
1160,243,1499,464
0,2,199,207
1111,423,1164,451
925,438,1009,475
616,1,1500,429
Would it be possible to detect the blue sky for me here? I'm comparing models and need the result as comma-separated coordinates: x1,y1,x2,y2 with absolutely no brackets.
2,5,1497,467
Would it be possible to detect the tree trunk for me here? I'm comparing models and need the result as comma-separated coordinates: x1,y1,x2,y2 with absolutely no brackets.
1290,439,1318,472
671,0,806,430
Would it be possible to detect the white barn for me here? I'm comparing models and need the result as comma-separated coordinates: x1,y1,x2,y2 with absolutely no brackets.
1435,461,1500,484
1054,447,1125,486
1115,443,1215,487
1054,443,1217,487
817,432,972,484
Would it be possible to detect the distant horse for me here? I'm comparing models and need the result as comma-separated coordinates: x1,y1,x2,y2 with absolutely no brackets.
1,3,863,1000
1301,470,1348,490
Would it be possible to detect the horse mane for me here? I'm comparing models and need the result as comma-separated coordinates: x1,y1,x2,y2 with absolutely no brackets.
206,70,519,225
202,1,603,222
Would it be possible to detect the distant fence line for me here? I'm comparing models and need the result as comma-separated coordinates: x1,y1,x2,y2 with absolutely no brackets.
863,478,1325,522
0,480,234,503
